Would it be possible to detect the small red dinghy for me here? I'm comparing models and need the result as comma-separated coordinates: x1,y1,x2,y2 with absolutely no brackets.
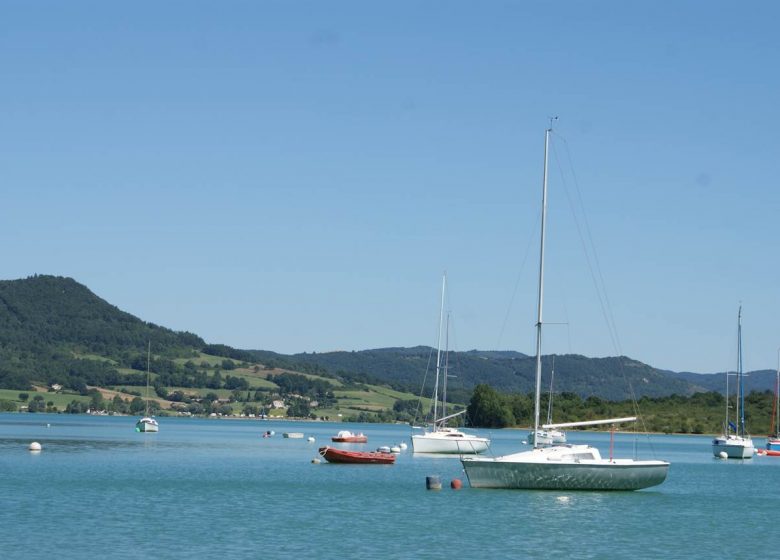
331,430,368,443
319,446,395,464
757,448,780,457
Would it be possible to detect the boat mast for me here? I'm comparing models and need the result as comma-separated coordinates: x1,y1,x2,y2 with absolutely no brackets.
145,341,151,417
547,356,555,425
442,312,450,426
533,121,553,448
432,274,446,429
737,306,744,437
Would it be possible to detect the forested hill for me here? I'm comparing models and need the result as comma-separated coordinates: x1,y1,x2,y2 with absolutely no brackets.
0,275,203,387
273,348,701,401
1,275,775,402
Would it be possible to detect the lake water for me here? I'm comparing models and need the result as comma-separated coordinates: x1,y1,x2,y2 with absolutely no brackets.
1,413,778,559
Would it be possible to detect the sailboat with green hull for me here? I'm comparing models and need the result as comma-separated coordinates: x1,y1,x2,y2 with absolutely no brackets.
461,123,669,490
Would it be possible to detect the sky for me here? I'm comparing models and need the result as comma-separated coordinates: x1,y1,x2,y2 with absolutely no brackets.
2,1,779,374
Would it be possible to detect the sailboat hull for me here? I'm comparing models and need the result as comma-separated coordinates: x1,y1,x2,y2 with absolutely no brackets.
411,432,490,454
461,446,669,491
712,436,753,458
135,418,159,433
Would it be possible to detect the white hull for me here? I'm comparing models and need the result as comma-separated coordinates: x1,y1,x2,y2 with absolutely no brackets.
411,430,490,454
528,429,566,445
462,445,668,491
135,418,159,433
712,436,754,458
283,432,304,439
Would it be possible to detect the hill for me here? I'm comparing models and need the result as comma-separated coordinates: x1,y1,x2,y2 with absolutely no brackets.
275,349,703,401
1,275,775,411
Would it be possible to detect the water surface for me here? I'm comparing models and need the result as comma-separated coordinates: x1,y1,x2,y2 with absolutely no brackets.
1,414,776,559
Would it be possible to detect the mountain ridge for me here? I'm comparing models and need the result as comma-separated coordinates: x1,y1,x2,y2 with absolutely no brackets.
1,275,775,401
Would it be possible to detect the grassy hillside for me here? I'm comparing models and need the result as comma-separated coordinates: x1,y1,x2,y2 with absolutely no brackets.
2,274,776,430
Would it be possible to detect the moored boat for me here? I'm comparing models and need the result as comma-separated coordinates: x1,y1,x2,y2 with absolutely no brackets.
283,432,305,439
766,351,780,452
411,275,490,455
318,446,396,464
135,342,159,433
460,123,669,491
331,430,368,443
135,416,159,433
712,306,754,459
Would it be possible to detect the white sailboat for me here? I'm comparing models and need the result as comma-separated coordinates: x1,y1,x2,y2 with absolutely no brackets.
712,306,753,458
411,275,490,454
765,349,780,451
461,123,669,490
528,356,566,445
135,342,159,433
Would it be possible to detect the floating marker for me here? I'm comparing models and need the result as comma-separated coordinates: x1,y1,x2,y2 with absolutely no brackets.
29,442,42,452
426,476,442,490
719,451,728,459
450,478,463,490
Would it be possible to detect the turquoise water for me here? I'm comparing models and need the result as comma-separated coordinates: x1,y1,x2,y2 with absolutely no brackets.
1,414,778,559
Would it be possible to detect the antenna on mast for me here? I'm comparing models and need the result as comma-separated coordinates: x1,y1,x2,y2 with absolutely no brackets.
548,116,558,131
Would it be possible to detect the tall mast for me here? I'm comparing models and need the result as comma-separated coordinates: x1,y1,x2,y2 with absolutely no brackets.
442,312,450,426
533,123,553,448
432,274,446,429
547,356,555,425
737,306,744,437
146,341,151,417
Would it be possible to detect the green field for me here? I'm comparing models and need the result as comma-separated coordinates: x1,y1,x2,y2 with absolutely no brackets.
0,389,90,411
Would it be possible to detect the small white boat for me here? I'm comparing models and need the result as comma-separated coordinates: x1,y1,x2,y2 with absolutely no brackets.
135,342,159,434
411,275,490,455
528,357,566,445
283,432,305,439
712,307,754,459
528,428,566,446
135,417,159,433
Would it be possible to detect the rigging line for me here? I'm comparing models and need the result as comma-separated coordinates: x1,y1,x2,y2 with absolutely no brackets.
549,133,620,354
552,132,658,450
557,132,623,356
495,206,541,350
412,342,437,426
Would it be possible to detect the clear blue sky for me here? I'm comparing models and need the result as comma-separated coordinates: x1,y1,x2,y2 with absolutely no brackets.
2,1,778,374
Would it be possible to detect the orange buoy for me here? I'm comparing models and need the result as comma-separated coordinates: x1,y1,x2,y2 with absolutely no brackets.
450,478,462,490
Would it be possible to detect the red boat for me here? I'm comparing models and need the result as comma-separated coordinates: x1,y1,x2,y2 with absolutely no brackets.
757,448,780,457
318,446,395,464
331,430,368,443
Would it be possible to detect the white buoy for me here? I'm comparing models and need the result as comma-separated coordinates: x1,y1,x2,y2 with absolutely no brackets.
311,458,321,464
719,451,728,459
399,442,408,450
29,442,42,452
307,436,315,443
